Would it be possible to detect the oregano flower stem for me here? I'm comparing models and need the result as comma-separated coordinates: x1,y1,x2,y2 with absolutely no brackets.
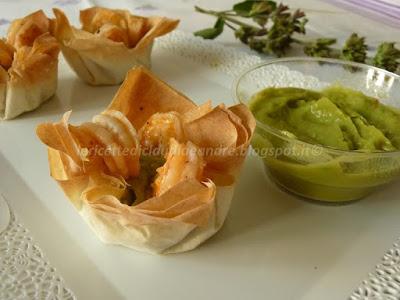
195,6,260,30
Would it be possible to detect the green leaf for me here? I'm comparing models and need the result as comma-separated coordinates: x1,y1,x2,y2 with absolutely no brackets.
233,1,276,17
233,1,256,16
194,18,225,39
251,1,276,26
250,1,276,16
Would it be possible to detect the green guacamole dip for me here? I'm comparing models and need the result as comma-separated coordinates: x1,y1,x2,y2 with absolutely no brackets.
250,86,400,151
249,86,400,202
120,155,165,206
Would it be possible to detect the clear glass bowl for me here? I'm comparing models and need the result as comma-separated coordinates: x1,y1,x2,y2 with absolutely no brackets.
233,57,400,203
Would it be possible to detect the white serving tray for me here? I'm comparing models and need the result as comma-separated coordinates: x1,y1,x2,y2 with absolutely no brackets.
0,31,399,300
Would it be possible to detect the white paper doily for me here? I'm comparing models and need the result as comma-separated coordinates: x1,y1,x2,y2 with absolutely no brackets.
350,239,400,300
0,208,75,300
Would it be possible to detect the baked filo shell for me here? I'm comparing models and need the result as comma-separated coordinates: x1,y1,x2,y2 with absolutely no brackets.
0,10,59,120
51,7,179,86
36,67,255,254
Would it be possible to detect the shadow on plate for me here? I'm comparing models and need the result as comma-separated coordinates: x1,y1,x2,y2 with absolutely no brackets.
68,78,120,113
206,155,303,246
3,73,120,122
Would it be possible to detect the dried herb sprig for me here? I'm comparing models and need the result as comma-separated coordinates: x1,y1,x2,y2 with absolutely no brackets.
195,2,308,57
340,33,368,63
303,38,338,58
373,42,400,73
194,1,400,73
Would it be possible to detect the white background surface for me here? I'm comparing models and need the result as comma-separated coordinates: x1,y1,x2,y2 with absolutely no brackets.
1,1,400,300
0,37,399,300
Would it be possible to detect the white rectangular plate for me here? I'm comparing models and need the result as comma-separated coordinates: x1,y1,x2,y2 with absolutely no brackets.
0,32,399,300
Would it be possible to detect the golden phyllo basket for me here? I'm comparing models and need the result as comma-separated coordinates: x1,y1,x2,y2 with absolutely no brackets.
52,7,179,85
0,10,60,120
37,67,255,254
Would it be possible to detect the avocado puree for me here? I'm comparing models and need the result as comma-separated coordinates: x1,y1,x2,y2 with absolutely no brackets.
120,155,165,206
249,86,400,202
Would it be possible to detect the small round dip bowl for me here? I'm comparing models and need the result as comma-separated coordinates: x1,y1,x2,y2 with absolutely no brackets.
233,57,400,203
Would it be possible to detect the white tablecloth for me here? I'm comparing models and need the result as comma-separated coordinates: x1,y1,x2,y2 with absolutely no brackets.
0,1,399,299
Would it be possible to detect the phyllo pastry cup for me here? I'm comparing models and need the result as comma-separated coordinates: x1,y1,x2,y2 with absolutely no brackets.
36,67,255,254
0,10,60,120
51,7,179,86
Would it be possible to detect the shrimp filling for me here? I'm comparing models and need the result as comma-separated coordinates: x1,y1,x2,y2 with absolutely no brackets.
120,113,205,206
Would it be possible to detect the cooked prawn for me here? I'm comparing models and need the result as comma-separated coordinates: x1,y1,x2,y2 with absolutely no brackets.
153,138,204,196
93,110,140,176
79,122,129,178
138,112,185,154
71,110,140,178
